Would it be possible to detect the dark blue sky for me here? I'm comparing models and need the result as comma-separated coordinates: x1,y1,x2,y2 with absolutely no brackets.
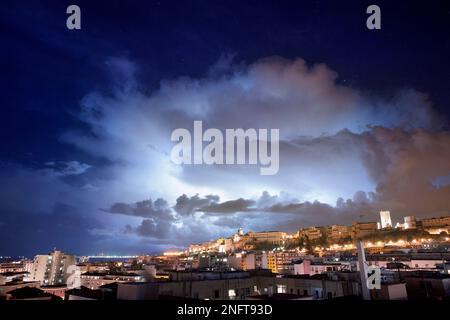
1,0,449,256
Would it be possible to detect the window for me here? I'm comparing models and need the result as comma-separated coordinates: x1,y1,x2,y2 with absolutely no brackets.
228,289,236,299
214,290,220,299
277,285,287,293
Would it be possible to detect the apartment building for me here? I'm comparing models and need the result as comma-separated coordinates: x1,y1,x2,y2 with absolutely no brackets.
29,250,76,286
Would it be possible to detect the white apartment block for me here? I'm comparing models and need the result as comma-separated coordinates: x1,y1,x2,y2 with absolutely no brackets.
29,250,76,286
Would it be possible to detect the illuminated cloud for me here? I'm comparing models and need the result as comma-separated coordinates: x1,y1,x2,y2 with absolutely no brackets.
1,56,449,253
174,194,220,216
54,57,450,244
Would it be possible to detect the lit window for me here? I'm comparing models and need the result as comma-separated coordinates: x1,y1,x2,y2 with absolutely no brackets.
277,285,287,293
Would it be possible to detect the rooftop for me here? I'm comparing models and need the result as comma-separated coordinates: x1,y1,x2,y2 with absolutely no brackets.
248,293,312,300
7,287,62,300
81,272,140,277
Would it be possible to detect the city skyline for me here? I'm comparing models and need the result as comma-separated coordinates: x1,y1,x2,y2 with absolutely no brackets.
1,1,450,258
2,211,449,257
2,214,450,301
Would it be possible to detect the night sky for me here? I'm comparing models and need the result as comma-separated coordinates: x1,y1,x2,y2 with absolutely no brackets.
1,0,449,256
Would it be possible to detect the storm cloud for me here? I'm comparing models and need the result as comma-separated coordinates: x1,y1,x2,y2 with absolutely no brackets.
51,56,450,244
174,194,220,216
1,56,449,253
105,198,173,219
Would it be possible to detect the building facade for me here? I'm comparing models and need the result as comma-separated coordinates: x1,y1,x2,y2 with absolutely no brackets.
29,250,76,286
380,211,392,229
